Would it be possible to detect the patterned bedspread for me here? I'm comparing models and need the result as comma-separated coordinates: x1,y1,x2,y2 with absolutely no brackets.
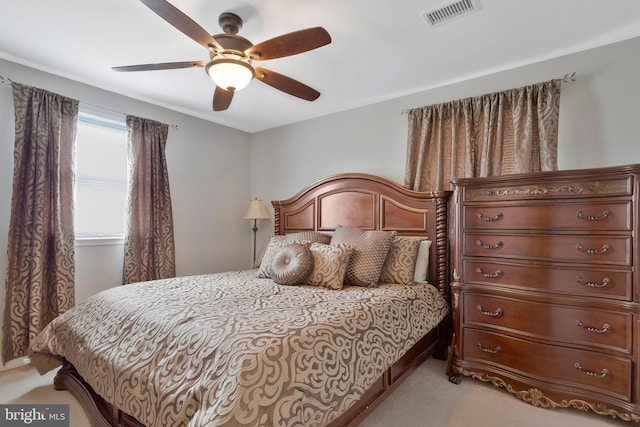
30,269,448,427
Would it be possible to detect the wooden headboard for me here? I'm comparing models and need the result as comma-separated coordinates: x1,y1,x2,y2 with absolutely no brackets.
271,173,451,296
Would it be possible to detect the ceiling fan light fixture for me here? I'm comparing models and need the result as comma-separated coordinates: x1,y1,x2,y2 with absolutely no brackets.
206,58,255,91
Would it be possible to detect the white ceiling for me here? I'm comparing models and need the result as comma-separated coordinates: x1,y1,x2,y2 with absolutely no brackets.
2,0,640,133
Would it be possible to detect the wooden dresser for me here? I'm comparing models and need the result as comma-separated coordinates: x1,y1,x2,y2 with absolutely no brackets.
449,164,640,422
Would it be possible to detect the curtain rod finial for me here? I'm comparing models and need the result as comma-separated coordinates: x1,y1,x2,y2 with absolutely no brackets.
0,75,14,85
562,72,576,83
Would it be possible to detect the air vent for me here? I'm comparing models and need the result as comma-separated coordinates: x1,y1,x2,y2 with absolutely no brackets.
421,0,479,28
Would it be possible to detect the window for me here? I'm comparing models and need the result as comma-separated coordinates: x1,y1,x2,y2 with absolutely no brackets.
74,108,127,240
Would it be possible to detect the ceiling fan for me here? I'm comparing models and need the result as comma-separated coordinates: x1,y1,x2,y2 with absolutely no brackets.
113,0,332,111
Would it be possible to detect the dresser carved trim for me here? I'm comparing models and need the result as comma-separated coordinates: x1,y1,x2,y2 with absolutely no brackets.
456,367,640,422
449,164,640,422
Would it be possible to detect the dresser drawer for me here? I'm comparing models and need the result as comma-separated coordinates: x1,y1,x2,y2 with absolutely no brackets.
464,233,631,265
463,328,632,401
463,260,633,300
462,176,632,202
464,293,632,354
463,200,631,231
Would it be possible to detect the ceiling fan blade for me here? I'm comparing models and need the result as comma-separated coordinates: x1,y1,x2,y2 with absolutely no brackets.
139,0,224,51
247,27,331,61
213,86,234,111
255,67,320,101
112,61,206,72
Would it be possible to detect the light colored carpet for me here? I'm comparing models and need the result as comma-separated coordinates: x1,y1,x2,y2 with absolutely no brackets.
0,362,90,426
0,357,628,426
360,358,626,427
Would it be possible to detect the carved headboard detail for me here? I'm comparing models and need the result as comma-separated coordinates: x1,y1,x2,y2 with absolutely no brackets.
271,173,451,296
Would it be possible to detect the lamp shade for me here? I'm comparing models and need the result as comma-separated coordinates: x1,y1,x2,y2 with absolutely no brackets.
206,58,255,91
243,198,270,220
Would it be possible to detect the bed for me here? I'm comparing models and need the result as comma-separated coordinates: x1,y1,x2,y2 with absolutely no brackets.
28,172,452,427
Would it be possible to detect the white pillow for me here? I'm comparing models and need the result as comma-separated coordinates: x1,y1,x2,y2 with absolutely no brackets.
413,240,432,282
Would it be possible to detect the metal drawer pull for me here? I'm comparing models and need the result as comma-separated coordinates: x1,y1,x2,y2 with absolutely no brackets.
575,243,611,255
476,305,503,317
574,362,610,378
476,342,502,354
476,268,503,278
476,240,503,249
476,212,503,222
575,210,612,221
575,320,611,333
576,276,611,288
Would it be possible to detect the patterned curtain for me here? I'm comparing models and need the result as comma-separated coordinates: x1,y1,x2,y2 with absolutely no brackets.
404,80,561,192
2,83,78,362
122,116,175,284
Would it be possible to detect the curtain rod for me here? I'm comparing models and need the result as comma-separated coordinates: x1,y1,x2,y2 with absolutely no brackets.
0,74,179,131
400,72,577,115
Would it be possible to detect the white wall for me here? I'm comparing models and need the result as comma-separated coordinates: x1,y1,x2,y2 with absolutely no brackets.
0,59,253,363
248,36,640,252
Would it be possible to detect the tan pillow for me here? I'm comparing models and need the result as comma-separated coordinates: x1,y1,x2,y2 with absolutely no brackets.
305,243,354,290
255,235,285,268
330,225,396,287
257,236,308,278
379,236,423,285
286,231,332,245
270,243,314,286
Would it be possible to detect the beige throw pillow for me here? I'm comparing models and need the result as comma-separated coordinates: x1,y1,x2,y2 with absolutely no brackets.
330,225,395,287
258,236,308,278
270,242,314,286
379,236,423,285
305,243,354,290
286,231,332,245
